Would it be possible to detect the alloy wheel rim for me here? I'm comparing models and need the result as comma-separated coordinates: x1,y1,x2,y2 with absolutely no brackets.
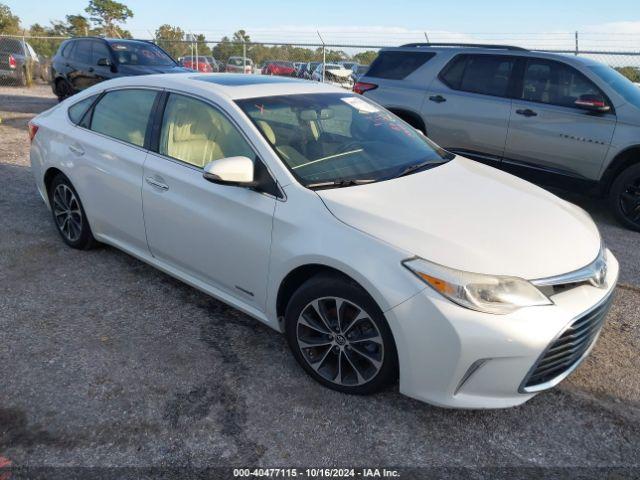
52,184,82,242
296,297,384,386
620,176,640,225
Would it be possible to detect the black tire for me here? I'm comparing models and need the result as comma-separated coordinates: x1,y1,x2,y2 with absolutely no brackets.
609,163,640,231
48,174,97,250
285,273,398,395
55,78,73,102
18,67,28,87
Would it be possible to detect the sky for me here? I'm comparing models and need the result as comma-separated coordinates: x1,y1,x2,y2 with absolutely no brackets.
6,0,640,50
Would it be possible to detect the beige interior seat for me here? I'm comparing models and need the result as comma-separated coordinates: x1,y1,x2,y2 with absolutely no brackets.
165,105,223,167
256,119,309,168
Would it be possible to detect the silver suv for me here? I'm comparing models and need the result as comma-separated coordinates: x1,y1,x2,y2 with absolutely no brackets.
355,43,640,231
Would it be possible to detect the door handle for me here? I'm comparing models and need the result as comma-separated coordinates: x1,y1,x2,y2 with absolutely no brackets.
516,108,538,117
68,144,84,156
145,176,169,191
429,95,447,103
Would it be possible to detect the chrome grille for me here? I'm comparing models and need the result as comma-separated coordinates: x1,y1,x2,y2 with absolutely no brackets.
521,293,613,392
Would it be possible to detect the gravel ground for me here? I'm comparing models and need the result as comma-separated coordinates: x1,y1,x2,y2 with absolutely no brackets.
1,85,639,475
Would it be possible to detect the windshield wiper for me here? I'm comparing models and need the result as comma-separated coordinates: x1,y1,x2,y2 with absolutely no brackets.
307,178,377,190
392,160,448,179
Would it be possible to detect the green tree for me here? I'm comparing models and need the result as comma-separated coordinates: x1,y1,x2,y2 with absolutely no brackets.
155,24,189,59
85,0,133,38
616,66,640,83
0,2,21,34
65,14,92,36
27,23,60,57
353,50,378,66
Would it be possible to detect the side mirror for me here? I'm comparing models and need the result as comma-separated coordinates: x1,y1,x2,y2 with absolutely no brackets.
203,156,257,187
97,57,111,67
575,94,610,113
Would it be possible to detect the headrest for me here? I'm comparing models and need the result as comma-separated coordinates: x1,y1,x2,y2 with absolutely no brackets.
257,120,276,144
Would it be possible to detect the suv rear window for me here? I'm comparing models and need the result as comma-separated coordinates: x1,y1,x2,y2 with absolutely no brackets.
0,38,24,55
366,51,435,80
440,54,515,97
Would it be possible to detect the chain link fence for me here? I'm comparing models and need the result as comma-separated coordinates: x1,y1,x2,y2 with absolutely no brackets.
1,33,639,93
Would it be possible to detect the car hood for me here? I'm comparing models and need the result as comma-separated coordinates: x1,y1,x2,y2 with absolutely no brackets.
316,157,601,280
117,65,189,75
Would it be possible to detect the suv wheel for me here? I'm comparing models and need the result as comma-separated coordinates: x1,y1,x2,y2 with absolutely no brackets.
48,174,97,249
610,163,640,231
285,273,398,395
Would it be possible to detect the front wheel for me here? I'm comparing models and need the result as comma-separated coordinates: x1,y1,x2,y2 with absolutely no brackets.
285,274,398,395
609,163,640,231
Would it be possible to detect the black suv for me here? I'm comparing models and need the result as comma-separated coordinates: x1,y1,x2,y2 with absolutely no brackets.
51,37,187,101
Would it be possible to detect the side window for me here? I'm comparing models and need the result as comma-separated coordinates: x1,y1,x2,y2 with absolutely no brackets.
91,41,111,65
61,41,75,59
68,95,97,125
91,89,157,147
159,94,255,168
74,40,92,64
366,51,435,80
441,54,514,97
521,59,605,108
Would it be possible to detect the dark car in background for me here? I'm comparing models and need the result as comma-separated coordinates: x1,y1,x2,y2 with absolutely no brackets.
51,37,187,101
0,37,43,86
262,60,296,76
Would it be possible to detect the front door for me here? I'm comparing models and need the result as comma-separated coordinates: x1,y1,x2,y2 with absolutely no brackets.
504,57,617,181
142,92,276,309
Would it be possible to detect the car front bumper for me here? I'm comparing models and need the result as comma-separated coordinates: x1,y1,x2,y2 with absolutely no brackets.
386,249,619,409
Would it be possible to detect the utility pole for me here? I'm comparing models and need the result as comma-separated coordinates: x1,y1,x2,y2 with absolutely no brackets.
575,31,579,56
424,31,430,43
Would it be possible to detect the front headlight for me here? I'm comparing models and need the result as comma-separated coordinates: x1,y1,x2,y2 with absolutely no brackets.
403,258,552,315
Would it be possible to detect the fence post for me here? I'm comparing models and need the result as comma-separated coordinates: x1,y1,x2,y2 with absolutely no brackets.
242,38,247,74
575,31,579,56
317,30,326,82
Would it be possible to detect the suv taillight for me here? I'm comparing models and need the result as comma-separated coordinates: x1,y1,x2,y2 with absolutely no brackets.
8,54,16,69
353,81,378,95
28,122,39,143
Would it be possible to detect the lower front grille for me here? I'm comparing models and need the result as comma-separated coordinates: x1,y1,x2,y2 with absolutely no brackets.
520,293,614,393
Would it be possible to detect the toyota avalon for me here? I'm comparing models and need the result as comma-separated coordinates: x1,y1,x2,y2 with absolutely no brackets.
29,73,618,408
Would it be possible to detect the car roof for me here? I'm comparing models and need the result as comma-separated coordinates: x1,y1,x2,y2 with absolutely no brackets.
378,44,603,67
93,72,346,100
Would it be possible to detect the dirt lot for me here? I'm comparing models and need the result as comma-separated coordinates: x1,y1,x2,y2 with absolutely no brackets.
1,85,639,476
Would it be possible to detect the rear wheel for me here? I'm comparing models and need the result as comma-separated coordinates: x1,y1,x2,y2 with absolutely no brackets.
48,174,97,249
609,163,640,231
18,67,28,87
285,273,398,395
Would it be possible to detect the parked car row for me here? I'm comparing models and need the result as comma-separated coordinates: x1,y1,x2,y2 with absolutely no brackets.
354,43,640,231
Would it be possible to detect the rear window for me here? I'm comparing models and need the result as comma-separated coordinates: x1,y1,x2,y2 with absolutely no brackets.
68,95,98,125
366,51,435,80
0,38,24,55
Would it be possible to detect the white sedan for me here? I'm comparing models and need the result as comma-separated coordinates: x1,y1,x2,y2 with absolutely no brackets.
29,73,618,408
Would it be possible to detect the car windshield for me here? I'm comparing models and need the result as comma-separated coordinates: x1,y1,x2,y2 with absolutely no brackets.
236,93,452,187
589,64,640,109
109,42,175,66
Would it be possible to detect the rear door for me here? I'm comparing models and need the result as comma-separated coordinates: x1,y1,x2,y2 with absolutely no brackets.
69,88,159,253
504,57,616,181
67,39,93,90
423,53,517,163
